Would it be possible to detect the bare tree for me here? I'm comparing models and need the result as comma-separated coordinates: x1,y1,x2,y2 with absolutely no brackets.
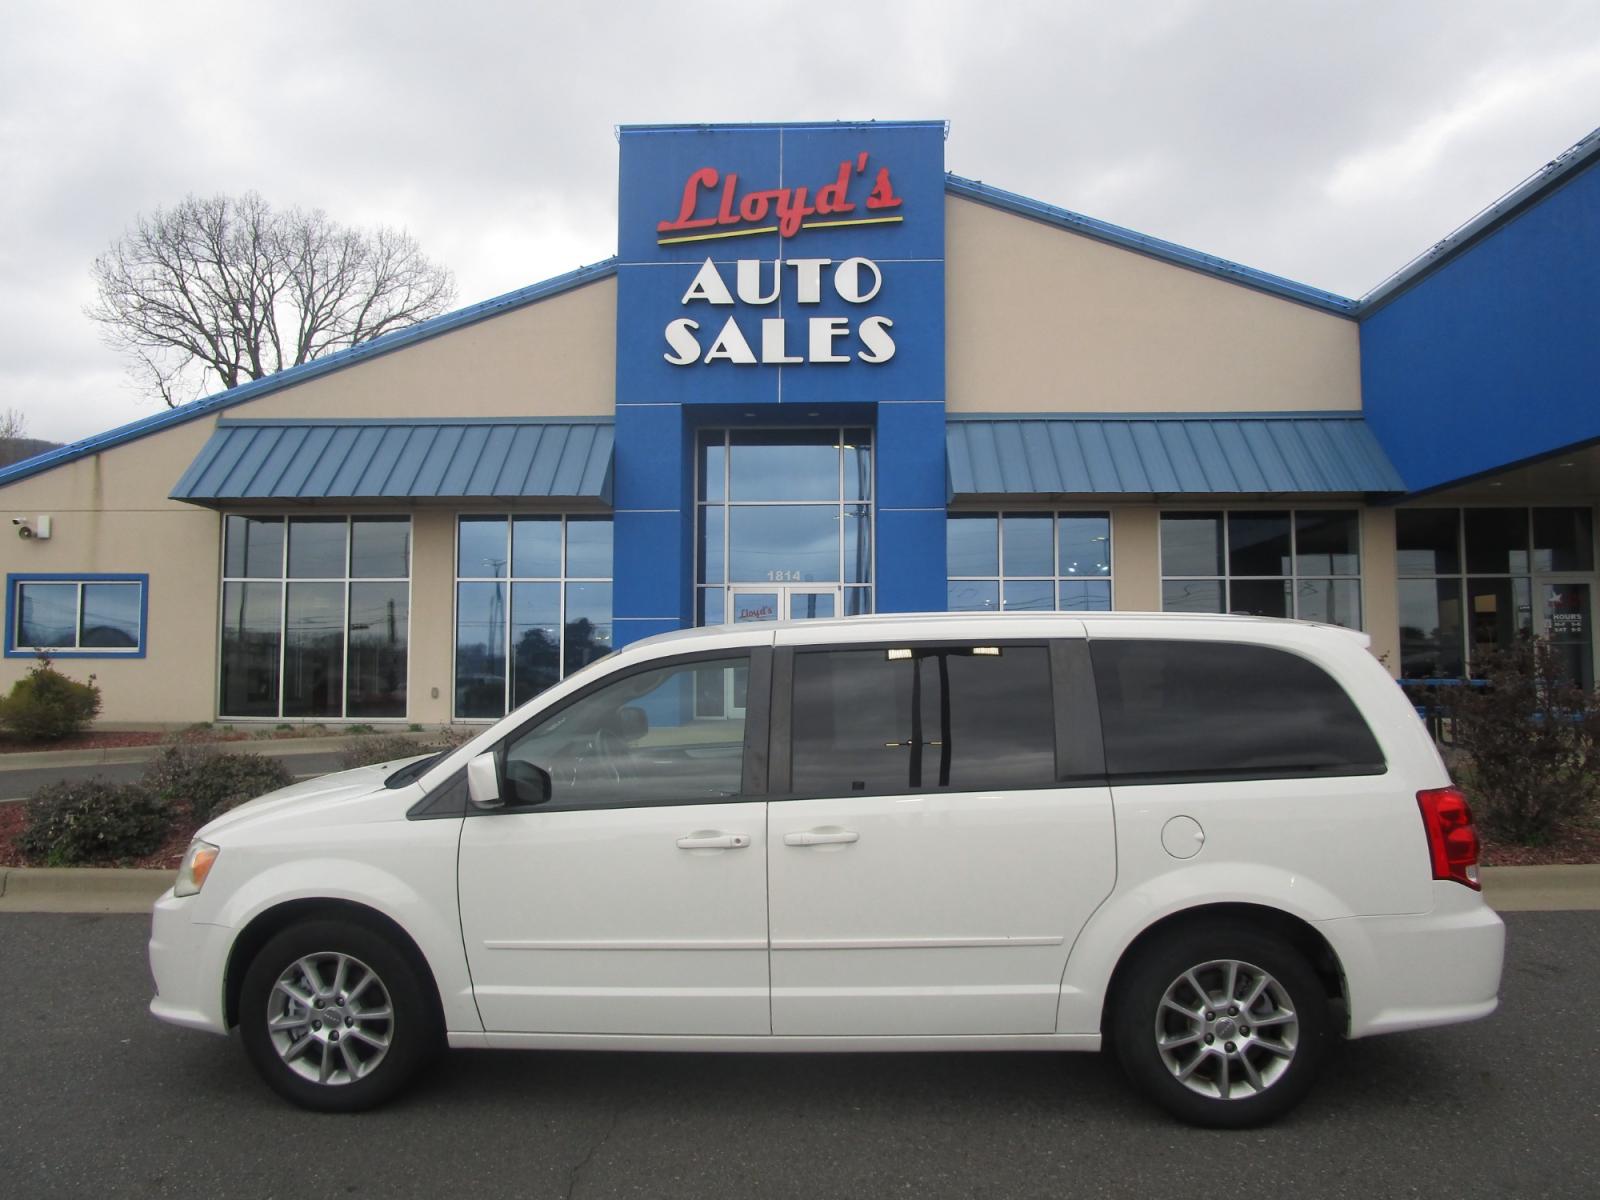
0,407,26,440
88,193,457,406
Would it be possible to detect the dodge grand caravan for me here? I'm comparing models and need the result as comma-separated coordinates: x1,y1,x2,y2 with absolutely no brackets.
149,612,1505,1127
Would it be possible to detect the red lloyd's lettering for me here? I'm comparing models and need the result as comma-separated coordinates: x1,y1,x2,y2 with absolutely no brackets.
656,154,901,239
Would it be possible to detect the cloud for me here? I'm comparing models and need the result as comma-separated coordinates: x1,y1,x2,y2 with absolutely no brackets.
3,0,1599,441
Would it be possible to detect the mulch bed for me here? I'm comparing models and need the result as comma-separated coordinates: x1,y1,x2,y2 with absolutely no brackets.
1480,821,1600,867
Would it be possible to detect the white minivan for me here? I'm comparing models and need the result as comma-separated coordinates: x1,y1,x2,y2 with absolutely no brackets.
149,612,1504,1126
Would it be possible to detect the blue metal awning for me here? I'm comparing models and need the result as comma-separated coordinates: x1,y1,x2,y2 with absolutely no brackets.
172,419,614,504
946,414,1406,496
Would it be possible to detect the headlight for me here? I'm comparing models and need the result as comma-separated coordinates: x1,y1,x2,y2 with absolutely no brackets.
174,840,220,897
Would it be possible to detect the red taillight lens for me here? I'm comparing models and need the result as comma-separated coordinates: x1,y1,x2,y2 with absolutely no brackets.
1417,786,1481,890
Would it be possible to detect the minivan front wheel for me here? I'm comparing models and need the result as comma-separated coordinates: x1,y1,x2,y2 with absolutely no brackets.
1112,924,1329,1128
239,919,437,1112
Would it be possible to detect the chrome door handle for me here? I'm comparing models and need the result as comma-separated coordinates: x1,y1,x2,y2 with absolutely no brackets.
783,830,860,846
676,833,750,849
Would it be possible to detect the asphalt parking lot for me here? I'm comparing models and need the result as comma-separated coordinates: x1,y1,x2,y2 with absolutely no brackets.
0,910,1595,1200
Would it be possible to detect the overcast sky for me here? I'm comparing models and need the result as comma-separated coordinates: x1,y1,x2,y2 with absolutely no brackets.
3,0,1598,444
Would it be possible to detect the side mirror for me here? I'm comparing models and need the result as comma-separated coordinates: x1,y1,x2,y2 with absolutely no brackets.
506,759,554,807
466,751,503,810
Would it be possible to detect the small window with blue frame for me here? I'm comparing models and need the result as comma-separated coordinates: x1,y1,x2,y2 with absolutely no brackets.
6,574,148,658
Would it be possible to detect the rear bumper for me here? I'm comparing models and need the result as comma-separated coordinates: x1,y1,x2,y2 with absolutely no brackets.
148,889,232,1036
1321,882,1506,1039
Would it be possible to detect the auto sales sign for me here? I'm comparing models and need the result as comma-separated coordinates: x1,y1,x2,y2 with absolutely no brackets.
615,122,947,409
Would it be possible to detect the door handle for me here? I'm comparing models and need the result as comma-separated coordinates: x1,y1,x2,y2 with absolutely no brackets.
676,833,750,849
783,830,860,846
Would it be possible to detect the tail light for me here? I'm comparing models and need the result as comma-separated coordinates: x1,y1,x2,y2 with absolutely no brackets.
1417,787,1481,890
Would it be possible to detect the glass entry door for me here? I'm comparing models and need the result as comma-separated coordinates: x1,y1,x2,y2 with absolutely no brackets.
729,586,841,623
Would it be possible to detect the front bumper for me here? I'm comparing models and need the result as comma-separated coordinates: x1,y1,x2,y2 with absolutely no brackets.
148,888,233,1036
1321,881,1506,1039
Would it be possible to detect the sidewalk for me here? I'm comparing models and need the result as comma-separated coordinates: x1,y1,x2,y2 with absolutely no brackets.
3,863,1597,915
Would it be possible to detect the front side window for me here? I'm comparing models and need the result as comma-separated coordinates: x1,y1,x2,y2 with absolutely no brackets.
220,516,410,719
1160,510,1362,628
455,515,613,719
7,575,146,657
947,512,1112,613
501,655,748,809
790,645,1057,795
1091,639,1384,782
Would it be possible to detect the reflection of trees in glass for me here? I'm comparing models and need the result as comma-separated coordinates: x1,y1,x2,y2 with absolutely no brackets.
563,618,613,677
513,627,560,707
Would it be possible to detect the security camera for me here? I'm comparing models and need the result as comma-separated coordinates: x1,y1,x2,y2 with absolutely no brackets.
16,521,34,539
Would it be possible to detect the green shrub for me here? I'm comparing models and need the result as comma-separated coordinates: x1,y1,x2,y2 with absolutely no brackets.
17,779,173,865
1451,636,1600,843
0,655,102,741
142,744,295,824
338,733,434,771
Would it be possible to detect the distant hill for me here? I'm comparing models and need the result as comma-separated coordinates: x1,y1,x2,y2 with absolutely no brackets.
0,437,63,470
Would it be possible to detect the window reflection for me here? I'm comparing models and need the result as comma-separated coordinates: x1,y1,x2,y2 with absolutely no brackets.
947,511,1112,612
454,516,615,718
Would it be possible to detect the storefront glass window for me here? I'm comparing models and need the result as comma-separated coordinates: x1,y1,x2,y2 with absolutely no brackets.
454,515,613,718
220,515,411,720
947,511,1112,612
1159,508,1362,629
1396,507,1593,680
697,428,872,622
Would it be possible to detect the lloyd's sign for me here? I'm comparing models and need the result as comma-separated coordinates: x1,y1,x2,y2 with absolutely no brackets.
615,121,946,409
657,154,903,367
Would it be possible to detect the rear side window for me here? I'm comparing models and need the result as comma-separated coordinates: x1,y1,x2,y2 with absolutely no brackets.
1091,640,1384,783
791,645,1056,795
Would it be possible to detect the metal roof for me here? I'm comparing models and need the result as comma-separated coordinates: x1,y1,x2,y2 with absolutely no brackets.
0,259,618,490
171,419,614,505
946,414,1405,496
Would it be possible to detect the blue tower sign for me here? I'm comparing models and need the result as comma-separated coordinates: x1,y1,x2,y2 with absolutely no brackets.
612,122,949,645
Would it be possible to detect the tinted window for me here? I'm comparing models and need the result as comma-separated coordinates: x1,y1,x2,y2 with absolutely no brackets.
1091,640,1384,782
791,646,1056,795
504,655,748,809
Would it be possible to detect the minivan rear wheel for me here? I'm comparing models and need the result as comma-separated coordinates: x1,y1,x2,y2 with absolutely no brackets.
1111,923,1329,1128
238,919,437,1112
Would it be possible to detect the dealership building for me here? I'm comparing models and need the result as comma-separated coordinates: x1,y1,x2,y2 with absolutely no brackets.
3,119,1598,726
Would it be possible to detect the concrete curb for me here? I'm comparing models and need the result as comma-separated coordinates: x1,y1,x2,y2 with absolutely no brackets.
1,862,1595,917
0,734,442,771
0,867,177,913
1479,864,1600,912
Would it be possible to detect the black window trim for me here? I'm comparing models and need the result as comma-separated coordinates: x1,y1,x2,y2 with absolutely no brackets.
462,645,773,816
769,636,1105,804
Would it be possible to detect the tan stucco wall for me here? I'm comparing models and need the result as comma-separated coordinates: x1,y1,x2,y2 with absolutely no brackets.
244,277,617,419
0,423,223,722
0,278,618,723
1109,507,1161,611
1361,507,1400,673
945,196,1361,414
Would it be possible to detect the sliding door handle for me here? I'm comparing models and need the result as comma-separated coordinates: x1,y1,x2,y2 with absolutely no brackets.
783,830,860,847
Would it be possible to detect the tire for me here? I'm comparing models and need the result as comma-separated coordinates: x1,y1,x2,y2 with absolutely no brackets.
238,918,439,1112
1110,922,1330,1128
